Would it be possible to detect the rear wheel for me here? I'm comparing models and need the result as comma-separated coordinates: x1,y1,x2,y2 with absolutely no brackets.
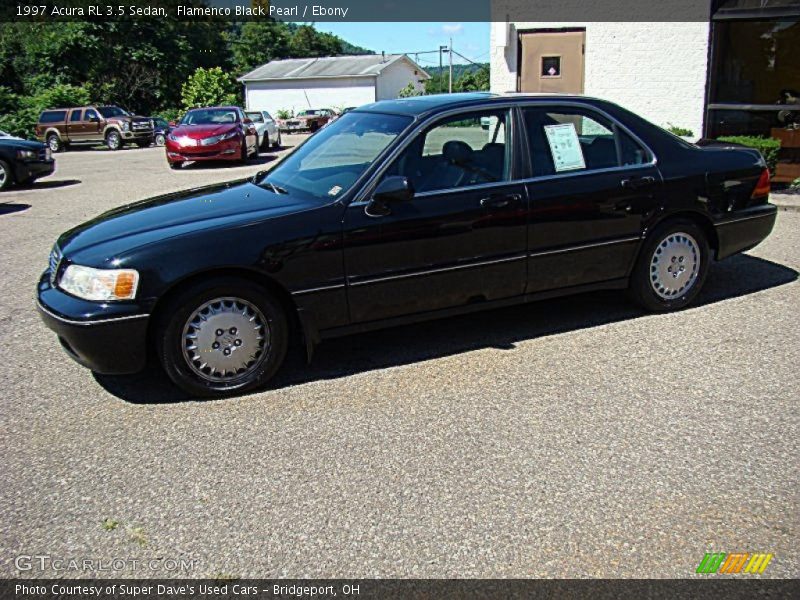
0,159,12,191
629,219,710,312
260,133,270,152
106,130,122,151
156,278,288,397
47,134,63,153
272,130,281,148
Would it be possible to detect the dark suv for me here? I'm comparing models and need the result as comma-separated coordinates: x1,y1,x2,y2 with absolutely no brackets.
36,106,154,152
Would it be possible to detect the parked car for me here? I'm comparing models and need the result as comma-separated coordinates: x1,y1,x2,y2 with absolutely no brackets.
0,129,22,140
36,106,154,152
165,106,258,169
0,137,54,191
245,110,282,151
150,117,171,146
278,109,332,132
37,93,777,397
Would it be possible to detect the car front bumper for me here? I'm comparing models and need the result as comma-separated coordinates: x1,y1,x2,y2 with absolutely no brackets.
165,138,241,163
122,130,154,142
37,272,150,374
15,159,55,182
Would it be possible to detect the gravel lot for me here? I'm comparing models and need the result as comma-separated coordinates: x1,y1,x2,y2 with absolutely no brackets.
0,142,798,579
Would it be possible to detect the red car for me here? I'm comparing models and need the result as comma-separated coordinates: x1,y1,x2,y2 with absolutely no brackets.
165,106,258,169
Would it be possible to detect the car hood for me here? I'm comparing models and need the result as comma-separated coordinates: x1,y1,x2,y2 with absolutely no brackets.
57,180,320,258
170,124,238,139
0,138,44,151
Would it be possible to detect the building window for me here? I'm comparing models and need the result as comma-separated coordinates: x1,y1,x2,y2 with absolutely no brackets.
541,56,561,78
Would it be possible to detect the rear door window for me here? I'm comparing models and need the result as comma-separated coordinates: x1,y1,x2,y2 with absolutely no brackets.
69,110,83,122
39,111,67,124
522,106,649,177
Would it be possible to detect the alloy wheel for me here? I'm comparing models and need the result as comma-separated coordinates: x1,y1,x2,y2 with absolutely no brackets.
0,163,7,189
181,297,270,383
649,232,700,300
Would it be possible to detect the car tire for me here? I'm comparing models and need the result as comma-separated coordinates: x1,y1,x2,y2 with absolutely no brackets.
156,278,289,397
240,141,248,163
272,131,281,149
154,133,166,146
260,133,270,152
106,130,122,151
0,159,12,191
47,134,63,153
629,219,710,312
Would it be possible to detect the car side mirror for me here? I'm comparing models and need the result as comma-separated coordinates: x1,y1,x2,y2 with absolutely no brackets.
169,121,176,127
88,116,99,122
367,176,414,216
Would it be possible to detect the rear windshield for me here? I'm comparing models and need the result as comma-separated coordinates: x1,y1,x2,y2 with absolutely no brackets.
39,111,67,123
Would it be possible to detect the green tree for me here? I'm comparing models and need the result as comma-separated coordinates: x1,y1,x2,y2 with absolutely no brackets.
397,83,422,98
181,67,238,110
231,20,291,74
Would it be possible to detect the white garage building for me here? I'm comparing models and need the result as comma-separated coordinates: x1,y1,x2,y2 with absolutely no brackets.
239,54,430,116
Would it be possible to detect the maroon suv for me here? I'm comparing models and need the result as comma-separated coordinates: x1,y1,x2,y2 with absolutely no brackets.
165,106,258,169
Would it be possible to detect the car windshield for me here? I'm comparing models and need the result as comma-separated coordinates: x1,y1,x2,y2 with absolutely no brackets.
259,111,411,201
245,112,264,123
98,106,129,118
181,109,239,125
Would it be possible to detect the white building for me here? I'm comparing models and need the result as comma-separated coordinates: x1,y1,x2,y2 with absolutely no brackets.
239,54,430,116
491,0,800,140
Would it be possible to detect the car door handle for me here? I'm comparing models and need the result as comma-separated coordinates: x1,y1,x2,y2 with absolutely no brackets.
480,193,521,209
620,176,656,189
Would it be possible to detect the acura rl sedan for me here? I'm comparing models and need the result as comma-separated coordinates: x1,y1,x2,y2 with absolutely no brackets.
38,93,777,397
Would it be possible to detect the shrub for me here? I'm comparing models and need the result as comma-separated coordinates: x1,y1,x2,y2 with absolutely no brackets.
397,83,422,98
180,67,238,111
717,136,782,173
666,124,694,137
275,109,293,119
0,83,91,139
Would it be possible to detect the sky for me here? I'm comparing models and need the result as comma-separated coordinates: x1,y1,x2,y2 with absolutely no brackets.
313,22,491,66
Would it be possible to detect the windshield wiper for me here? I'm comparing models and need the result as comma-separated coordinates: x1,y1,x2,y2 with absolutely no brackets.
263,181,288,195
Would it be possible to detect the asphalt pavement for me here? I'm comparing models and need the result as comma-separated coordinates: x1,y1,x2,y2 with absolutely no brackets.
0,142,797,579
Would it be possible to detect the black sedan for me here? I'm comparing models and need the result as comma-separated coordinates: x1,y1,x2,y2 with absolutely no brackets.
0,136,54,191
37,93,777,397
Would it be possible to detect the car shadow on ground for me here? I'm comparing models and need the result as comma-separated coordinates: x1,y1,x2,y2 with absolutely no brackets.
95,253,798,405
0,203,31,215
13,179,81,191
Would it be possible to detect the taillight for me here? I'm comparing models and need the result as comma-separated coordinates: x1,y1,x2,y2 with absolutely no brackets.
751,168,770,199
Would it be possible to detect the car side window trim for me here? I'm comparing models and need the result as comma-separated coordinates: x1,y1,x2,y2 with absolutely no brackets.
350,100,657,206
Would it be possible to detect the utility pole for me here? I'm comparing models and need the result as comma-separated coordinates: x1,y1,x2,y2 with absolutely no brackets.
448,37,453,93
439,45,447,94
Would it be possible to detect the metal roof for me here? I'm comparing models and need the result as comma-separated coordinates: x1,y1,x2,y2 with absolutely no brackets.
238,54,430,82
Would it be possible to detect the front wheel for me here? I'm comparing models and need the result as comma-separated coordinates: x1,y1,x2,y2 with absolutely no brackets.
154,133,166,146
629,219,710,312
106,130,122,151
0,159,12,191
47,134,63,153
272,130,281,149
156,279,288,397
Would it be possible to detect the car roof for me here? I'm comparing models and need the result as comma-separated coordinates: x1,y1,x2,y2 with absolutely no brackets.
355,92,611,117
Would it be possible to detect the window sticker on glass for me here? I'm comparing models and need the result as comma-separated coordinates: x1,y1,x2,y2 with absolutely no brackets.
328,185,343,196
544,123,586,172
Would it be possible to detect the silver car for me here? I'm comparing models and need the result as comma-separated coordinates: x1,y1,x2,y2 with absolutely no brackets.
245,110,282,151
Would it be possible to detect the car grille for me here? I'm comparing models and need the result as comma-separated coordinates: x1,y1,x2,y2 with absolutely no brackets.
286,120,299,126
39,147,51,161
131,119,153,131
49,244,62,285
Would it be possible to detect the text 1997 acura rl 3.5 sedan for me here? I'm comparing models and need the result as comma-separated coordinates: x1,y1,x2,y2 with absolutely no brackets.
37,93,777,397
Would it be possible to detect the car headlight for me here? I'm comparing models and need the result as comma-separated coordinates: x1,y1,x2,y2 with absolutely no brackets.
201,130,239,146
16,149,36,159
122,121,130,132
59,265,139,301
